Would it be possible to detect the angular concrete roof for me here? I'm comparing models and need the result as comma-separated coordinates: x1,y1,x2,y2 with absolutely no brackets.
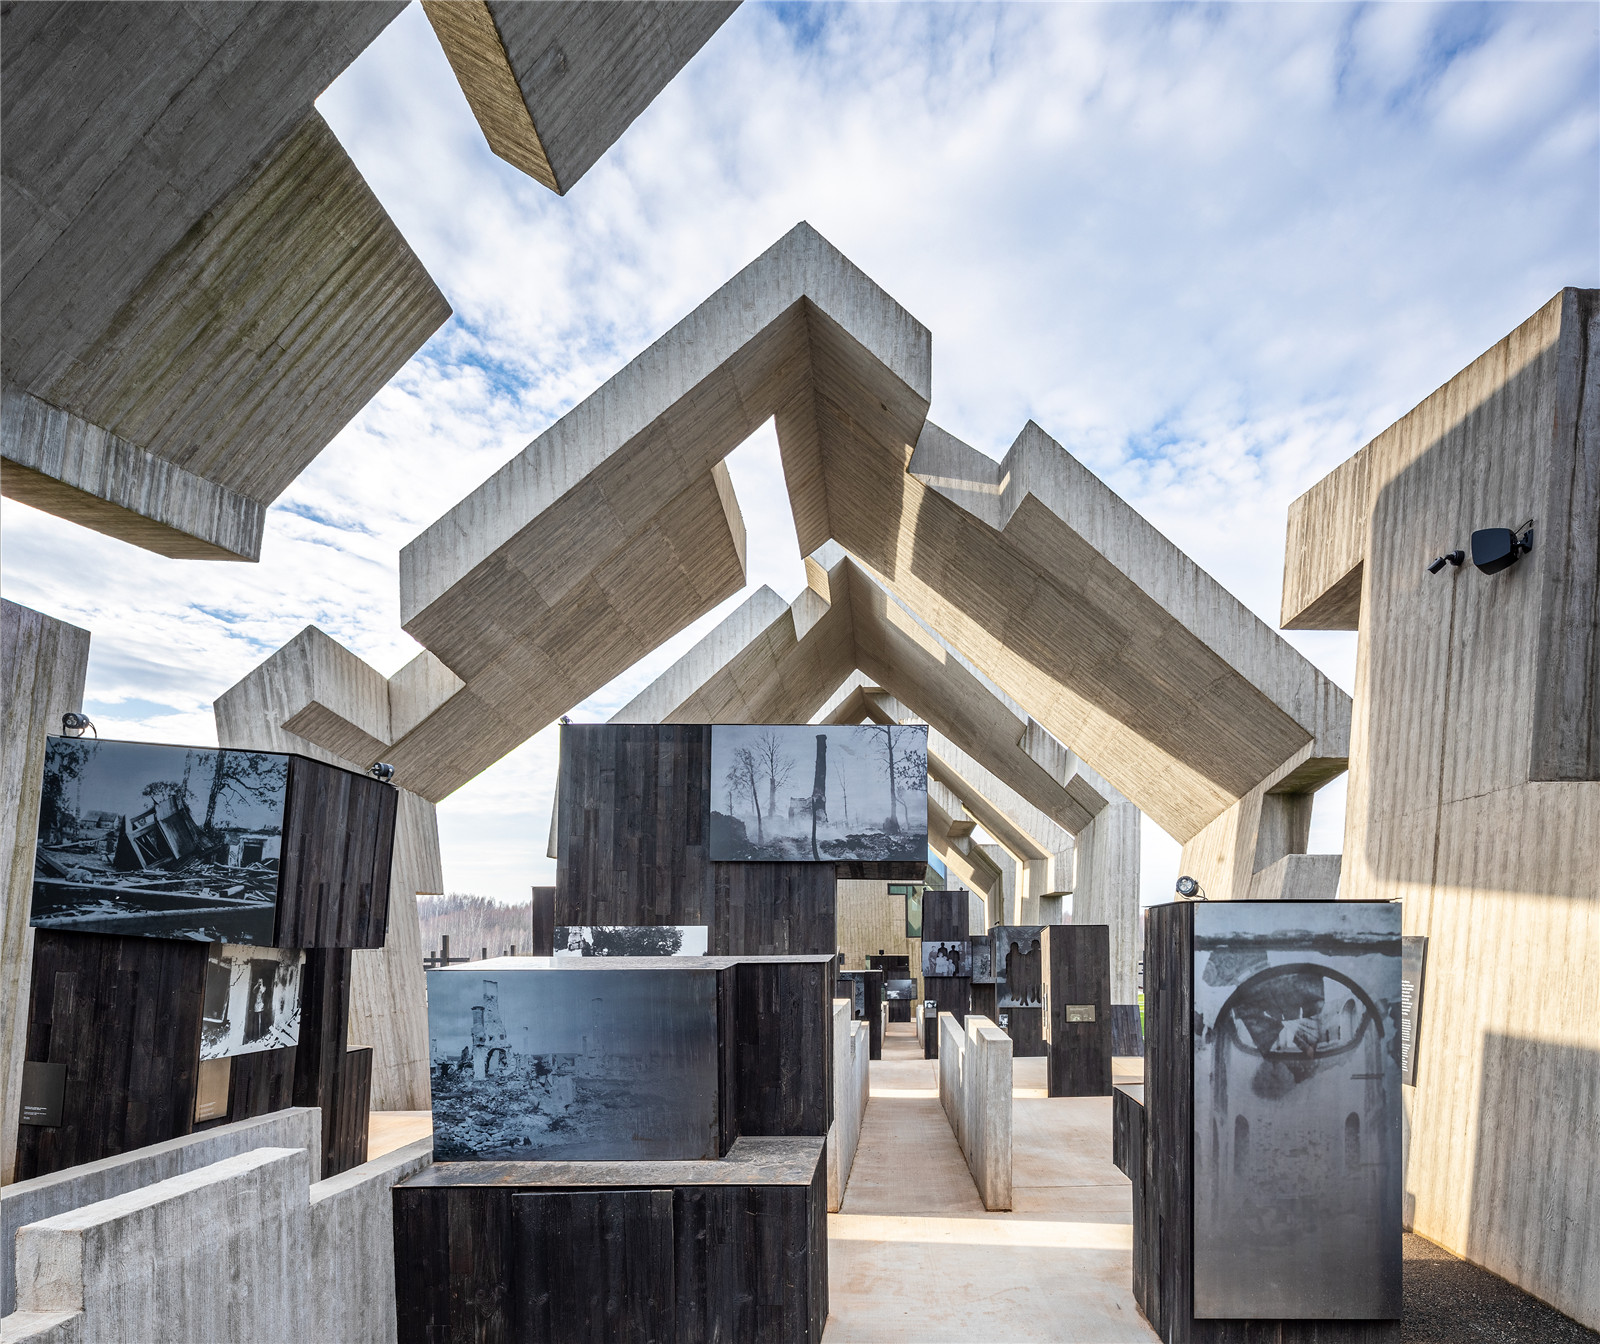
397,223,1349,838
424,1,740,193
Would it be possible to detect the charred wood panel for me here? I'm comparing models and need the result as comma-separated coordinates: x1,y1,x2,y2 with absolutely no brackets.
1003,1007,1045,1057
712,863,835,956
292,946,366,1177
1042,924,1112,1097
276,757,396,949
530,886,555,956
555,724,713,929
730,960,831,1139
227,1044,298,1122
514,1188,676,1343
834,861,925,882
922,975,969,1027
920,888,969,942
15,930,205,1179
330,1046,372,1174
969,981,997,1025
394,1181,515,1344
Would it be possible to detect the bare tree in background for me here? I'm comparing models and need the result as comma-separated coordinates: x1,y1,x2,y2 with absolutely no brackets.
754,730,797,820
729,746,765,842
856,724,927,832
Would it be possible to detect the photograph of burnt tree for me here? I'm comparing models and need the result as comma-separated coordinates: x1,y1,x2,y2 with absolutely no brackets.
709,724,929,862
31,737,288,943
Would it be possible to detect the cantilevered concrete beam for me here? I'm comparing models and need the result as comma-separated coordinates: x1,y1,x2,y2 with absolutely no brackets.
424,1,739,193
405,223,1347,857
1,3,450,560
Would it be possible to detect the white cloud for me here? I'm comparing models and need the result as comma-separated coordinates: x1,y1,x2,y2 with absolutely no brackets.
4,1,1594,901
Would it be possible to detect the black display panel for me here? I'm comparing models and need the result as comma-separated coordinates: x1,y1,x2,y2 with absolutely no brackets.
427,966,720,1162
32,737,286,943
709,725,928,862
994,925,1043,1007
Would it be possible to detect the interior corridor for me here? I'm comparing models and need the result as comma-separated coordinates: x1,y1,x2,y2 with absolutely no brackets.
823,1020,1156,1342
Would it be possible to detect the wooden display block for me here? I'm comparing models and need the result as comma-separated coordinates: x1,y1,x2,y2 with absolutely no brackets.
1041,924,1111,1097
394,1138,827,1344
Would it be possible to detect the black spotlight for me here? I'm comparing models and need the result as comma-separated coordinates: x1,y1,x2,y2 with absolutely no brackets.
1470,524,1533,575
1426,550,1464,575
61,712,96,738
369,762,395,783
1175,875,1206,901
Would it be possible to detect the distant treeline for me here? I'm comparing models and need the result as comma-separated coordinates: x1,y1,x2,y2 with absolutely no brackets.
417,892,531,960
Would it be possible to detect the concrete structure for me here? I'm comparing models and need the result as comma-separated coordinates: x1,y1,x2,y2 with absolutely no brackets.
0,3,450,561
1281,287,1599,1329
423,0,740,193
937,1013,1012,1212
3,1133,431,1344
1,603,90,1186
2,1109,321,1315
827,1000,870,1212
400,223,1347,906
213,628,445,1110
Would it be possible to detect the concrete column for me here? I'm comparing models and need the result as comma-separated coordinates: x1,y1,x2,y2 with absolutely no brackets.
1,602,90,1185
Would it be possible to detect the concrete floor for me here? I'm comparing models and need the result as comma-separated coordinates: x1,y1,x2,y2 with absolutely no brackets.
367,1110,431,1160
824,1021,1156,1342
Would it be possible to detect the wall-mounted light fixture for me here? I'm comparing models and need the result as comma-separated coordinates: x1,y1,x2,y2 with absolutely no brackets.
1470,523,1533,575
369,762,395,783
1426,550,1464,575
61,712,96,738
1175,875,1207,901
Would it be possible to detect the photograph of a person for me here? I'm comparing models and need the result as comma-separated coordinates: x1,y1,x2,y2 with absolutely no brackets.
427,967,720,1162
709,724,928,862
922,939,966,977
554,925,708,956
31,737,287,944
200,945,303,1061
995,926,1043,1007
1192,902,1402,1320
969,935,995,983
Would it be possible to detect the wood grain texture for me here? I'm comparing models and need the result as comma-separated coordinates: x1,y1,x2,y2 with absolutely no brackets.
921,887,970,942
15,930,205,1179
836,878,915,981
513,1188,675,1342
291,947,370,1177
276,756,397,949
836,969,883,1059
1003,1006,1045,1058
393,1141,826,1344
922,975,969,1027
530,886,555,956
1041,924,1112,1097
226,1045,298,1124
730,960,832,1140
713,863,836,956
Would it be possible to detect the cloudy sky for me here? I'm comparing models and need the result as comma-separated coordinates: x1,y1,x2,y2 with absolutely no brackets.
3,1,1595,905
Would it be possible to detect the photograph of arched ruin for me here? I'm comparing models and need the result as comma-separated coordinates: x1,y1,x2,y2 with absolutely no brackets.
425,967,720,1162
709,724,928,861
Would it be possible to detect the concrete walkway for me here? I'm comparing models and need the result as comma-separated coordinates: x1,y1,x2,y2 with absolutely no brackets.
824,1020,1157,1343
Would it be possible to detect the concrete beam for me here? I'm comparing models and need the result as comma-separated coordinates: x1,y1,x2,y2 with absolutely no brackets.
1,5,449,561
1,602,90,1185
424,1,740,193
412,222,1346,843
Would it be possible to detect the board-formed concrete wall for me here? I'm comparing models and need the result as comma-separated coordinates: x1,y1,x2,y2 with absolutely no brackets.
938,1013,1012,1211
1281,287,1599,1328
827,1002,869,1212
1,602,90,1186
4,1134,432,1344
1,1109,321,1315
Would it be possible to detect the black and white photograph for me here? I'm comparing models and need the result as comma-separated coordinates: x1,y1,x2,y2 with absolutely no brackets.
709,724,928,862
553,925,708,957
200,944,303,1060
426,967,720,1162
836,972,867,1016
969,935,995,983
995,926,1043,1007
884,979,917,1002
31,737,287,944
1192,901,1402,1320
922,939,965,977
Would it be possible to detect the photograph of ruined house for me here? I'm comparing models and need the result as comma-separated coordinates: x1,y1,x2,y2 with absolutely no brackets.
30,737,288,943
426,967,721,1162
554,926,708,957
1192,901,1403,1320
200,945,303,1061
709,724,928,862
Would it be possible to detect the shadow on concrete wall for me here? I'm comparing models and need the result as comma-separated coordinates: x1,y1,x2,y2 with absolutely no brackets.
1467,1032,1599,1329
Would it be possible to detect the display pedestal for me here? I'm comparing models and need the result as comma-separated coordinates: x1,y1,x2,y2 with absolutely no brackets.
1041,924,1111,1097
395,1138,827,1344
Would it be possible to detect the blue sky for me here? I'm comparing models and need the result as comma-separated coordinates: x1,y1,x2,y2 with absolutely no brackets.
3,1,1595,904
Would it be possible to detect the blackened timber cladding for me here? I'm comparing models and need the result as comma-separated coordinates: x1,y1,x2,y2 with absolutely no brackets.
1041,924,1112,1098
555,725,919,955
275,755,396,948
